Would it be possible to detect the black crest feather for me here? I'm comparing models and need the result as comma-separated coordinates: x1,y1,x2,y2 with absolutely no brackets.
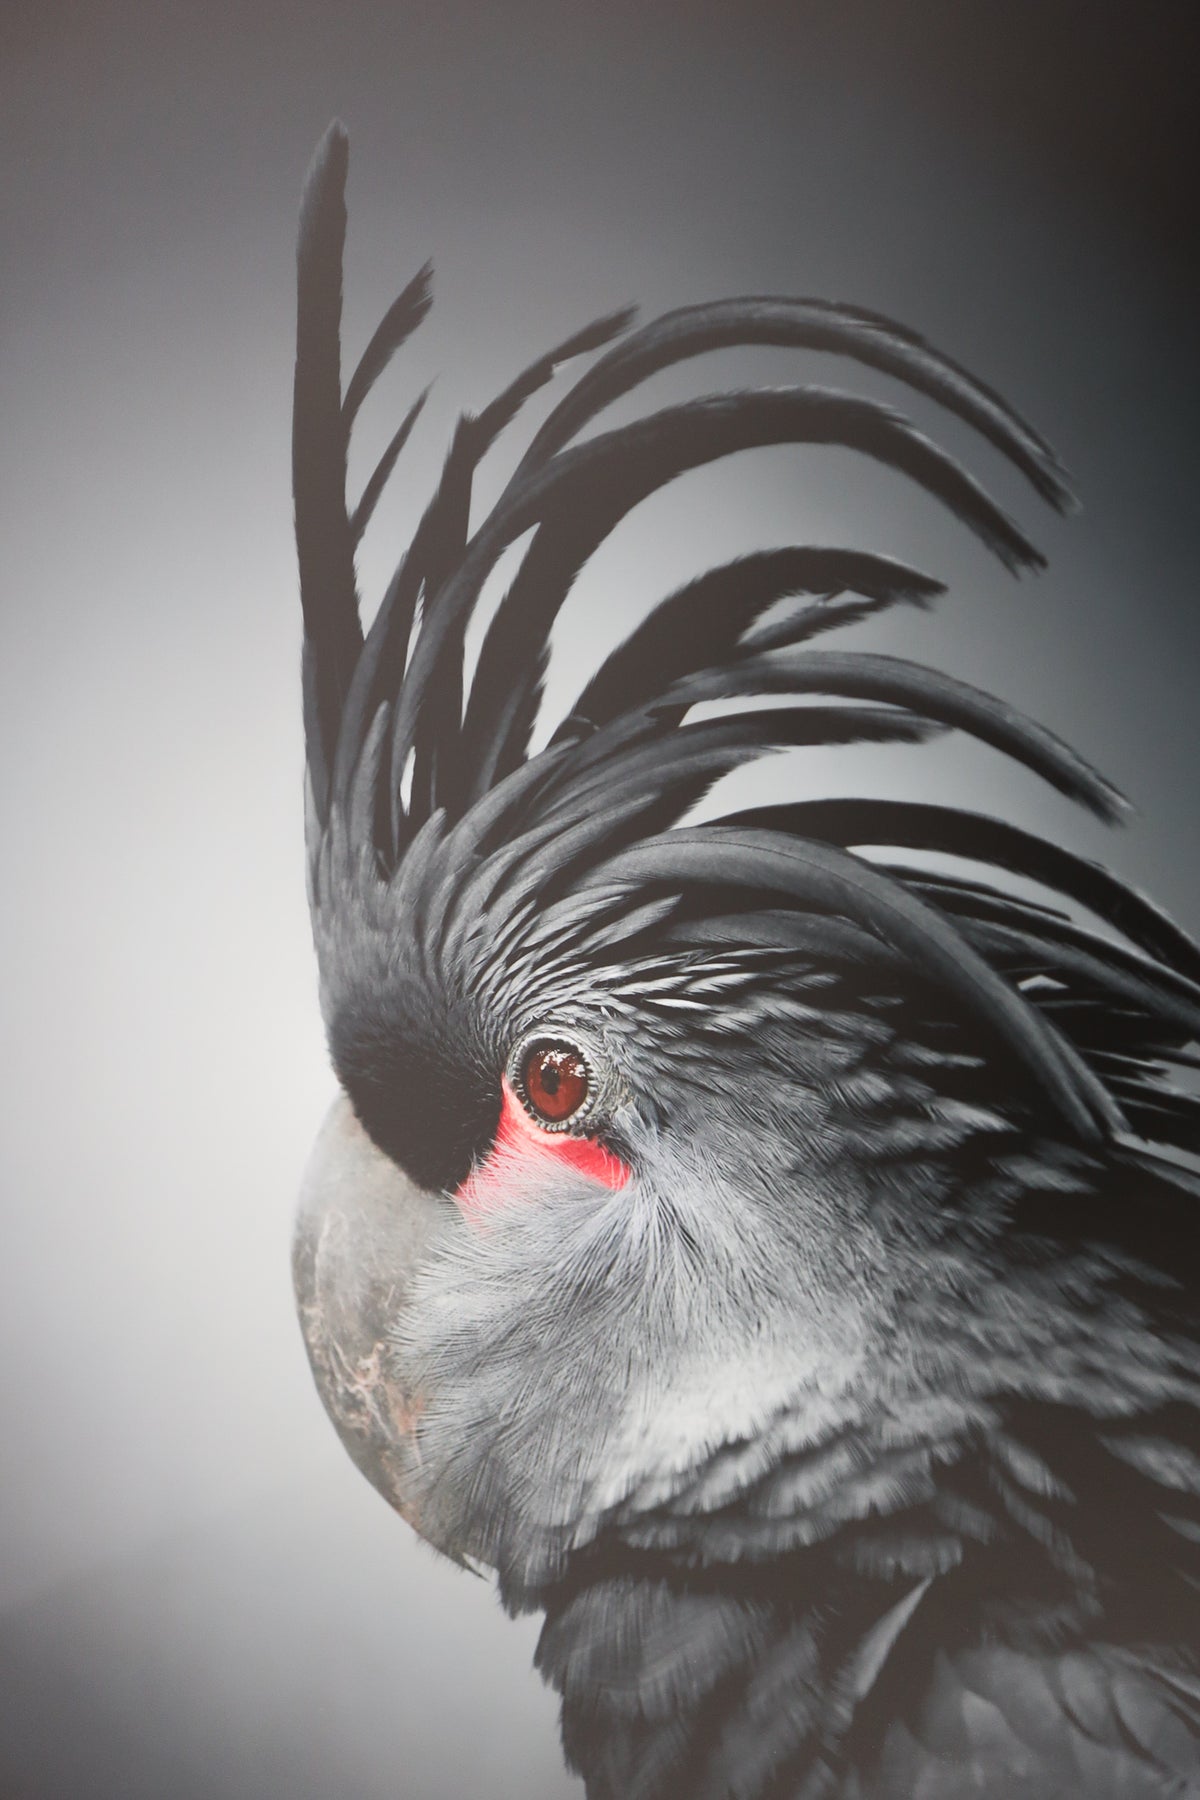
295,127,1199,1163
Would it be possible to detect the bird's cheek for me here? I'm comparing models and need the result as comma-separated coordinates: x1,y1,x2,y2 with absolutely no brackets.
453,1077,630,1219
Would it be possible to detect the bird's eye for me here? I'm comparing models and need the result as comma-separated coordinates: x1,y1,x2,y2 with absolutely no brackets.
515,1039,592,1129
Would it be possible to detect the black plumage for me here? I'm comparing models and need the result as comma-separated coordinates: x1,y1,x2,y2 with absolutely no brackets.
291,124,1200,1798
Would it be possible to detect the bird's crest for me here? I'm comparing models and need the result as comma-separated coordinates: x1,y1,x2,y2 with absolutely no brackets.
294,121,1200,1176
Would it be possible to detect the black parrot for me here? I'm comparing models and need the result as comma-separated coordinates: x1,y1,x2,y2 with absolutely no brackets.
290,125,1200,1798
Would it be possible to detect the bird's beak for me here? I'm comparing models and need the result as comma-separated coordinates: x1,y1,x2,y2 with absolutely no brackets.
292,1094,466,1560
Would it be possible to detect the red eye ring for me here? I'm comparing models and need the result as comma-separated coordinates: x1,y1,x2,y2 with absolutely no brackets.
513,1038,593,1130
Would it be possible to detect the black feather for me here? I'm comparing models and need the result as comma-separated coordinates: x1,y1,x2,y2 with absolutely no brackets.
513,295,1073,509
404,418,476,825
341,261,433,430
394,384,1045,824
293,121,358,819
402,310,635,823
350,387,429,545
722,800,1200,983
673,649,1126,821
581,827,1123,1141
531,708,945,837
550,549,943,752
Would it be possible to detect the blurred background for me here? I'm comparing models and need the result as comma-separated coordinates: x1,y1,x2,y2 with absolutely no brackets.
1,2,1195,1794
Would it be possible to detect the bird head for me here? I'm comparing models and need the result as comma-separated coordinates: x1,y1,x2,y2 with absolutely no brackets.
289,124,1200,1613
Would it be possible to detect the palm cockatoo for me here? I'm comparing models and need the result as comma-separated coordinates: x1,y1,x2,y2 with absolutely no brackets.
290,125,1200,1798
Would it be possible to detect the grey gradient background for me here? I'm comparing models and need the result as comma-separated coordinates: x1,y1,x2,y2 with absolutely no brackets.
1,2,1196,1795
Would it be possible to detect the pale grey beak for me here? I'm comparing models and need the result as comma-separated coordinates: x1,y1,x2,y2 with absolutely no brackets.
292,1096,470,1563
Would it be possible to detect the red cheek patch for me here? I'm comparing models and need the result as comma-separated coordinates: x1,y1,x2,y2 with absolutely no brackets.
454,1078,630,1218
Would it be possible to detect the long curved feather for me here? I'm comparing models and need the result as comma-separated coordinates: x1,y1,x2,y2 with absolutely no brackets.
396,384,1044,816
341,261,433,429
293,121,358,818
557,550,944,744
580,827,1124,1140
513,296,1073,507
723,800,1200,982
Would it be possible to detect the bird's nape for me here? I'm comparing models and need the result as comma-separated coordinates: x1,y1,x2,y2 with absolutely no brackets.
290,122,1200,1799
